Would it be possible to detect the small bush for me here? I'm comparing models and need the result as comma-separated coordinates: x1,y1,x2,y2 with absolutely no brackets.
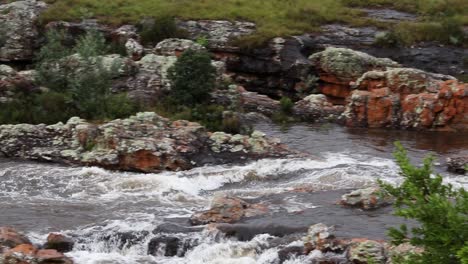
280,96,294,114
168,49,217,106
139,16,187,46
379,142,468,264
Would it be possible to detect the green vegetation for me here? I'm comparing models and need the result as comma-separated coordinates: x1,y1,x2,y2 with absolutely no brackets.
41,0,468,47
168,49,217,106
0,30,138,125
379,143,468,264
138,16,188,46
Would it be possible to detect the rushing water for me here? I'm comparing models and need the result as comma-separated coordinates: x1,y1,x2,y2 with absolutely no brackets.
0,122,466,264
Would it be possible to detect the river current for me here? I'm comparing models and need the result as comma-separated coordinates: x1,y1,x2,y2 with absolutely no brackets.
0,122,467,264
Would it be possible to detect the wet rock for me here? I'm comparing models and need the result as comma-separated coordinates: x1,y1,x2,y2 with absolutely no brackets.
214,223,305,241
303,224,344,253
190,195,268,225
340,187,393,210
153,223,204,234
154,38,206,56
177,20,256,52
293,94,345,122
0,112,291,173
147,236,181,257
0,227,31,249
278,246,306,263
0,0,47,61
100,231,149,250
2,244,72,264
348,239,387,264
447,156,468,174
44,233,74,253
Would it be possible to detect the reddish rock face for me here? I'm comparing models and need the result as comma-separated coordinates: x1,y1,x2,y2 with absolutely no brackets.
0,227,31,249
45,233,74,253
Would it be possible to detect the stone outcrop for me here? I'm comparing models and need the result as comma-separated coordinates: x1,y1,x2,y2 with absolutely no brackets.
309,47,399,100
154,38,206,56
190,195,268,225
345,68,468,130
0,112,292,173
340,187,393,210
0,227,72,264
0,0,47,61
177,20,256,52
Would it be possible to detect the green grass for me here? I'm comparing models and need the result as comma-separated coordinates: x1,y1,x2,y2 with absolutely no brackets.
40,0,468,46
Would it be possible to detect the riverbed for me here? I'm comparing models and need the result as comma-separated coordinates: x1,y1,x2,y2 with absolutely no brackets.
1,122,466,264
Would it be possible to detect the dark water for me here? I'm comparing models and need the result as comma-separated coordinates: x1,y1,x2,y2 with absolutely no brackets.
0,122,466,263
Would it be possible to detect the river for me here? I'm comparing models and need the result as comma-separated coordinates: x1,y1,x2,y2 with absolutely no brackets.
0,122,467,264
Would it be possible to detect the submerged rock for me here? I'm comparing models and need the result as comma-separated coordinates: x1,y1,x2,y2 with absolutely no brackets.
0,112,292,173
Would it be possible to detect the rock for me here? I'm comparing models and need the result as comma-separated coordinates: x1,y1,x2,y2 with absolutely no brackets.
278,246,306,263
303,224,343,253
359,8,418,23
348,239,387,264
125,38,144,60
214,223,305,241
3,244,72,264
310,24,467,76
340,187,393,210
447,156,468,174
293,94,345,122
154,38,206,56
147,236,181,257
44,233,74,253
0,0,47,61
0,227,31,249
111,25,140,44
310,47,399,86
0,112,292,173
189,195,268,225
345,67,468,130
177,20,256,52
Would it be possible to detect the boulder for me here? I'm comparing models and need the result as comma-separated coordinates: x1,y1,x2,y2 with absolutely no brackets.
303,224,344,253
3,244,72,264
147,236,181,257
309,47,399,86
348,239,387,264
46,19,112,47
44,233,74,253
0,227,31,249
154,38,206,56
0,112,292,173
447,156,468,174
293,94,345,122
125,38,144,60
0,0,47,61
340,187,393,210
189,195,268,225
386,243,424,264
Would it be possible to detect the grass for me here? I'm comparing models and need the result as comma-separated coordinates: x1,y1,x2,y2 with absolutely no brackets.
38,0,468,46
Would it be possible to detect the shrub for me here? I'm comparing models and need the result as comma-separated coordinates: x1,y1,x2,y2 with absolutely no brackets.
168,49,217,106
139,16,187,46
379,142,468,264
280,96,294,114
